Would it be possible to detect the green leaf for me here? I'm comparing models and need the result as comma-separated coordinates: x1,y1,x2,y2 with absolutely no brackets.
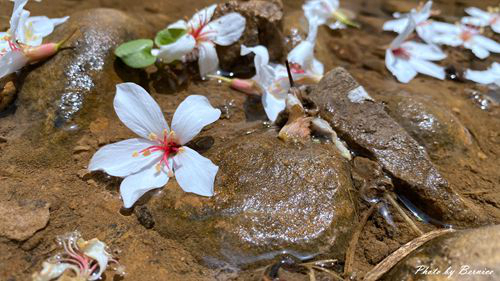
115,39,156,69
155,28,187,46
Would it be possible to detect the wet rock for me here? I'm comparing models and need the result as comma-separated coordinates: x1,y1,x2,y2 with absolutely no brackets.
215,0,285,71
150,130,356,267
308,67,485,226
134,205,155,229
384,225,500,281
378,91,473,157
17,8,150,134
0,200,50,241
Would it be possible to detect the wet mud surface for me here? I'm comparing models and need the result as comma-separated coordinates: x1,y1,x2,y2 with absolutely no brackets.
0,0,499,280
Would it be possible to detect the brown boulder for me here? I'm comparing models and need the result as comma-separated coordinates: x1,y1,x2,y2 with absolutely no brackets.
308,67,486,226
149,130,356,267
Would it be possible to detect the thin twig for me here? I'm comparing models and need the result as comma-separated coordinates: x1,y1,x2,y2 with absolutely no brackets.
344,204,377,277
363,228,454,281
306,266,316,281
385,193,424,236
311,266,344,281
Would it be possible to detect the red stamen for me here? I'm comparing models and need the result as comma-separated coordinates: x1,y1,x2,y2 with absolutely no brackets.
139,132,181,172
392,47,411,60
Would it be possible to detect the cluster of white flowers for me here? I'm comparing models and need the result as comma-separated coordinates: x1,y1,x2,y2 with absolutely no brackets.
1,0,68,79
383,1,500,84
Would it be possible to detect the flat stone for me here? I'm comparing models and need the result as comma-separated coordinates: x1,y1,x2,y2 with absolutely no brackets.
0,200,50,241
308,67,485,226
150,130,356,267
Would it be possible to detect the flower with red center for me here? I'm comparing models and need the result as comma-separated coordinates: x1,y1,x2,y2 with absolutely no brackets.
430,23,500,59
462,6,500,34
227,12,324,123
152,4,246,78
385,13,446,83
88,83,221,208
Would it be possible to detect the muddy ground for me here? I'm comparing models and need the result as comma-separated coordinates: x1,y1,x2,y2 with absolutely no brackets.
0,0,499,280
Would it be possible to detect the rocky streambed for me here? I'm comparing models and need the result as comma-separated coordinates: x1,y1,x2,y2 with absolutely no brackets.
0,0,499,281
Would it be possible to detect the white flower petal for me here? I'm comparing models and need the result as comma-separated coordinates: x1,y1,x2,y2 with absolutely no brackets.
288,41,314,69
120,164,169,208
461,16,488,27
0,50,28,79
26,16,54,37
464,7,491,20
32,262,78,281
171,95,221,145
205,13,246,46
474,35,500,53
303,0,339,26
432,33,462,47
189,4,216,31
311,58,324,76
173,146,217,197
262,90,286,122
385,49,417,83
492,23,500,34
403,41,446,61
466,41,490,59
197,41,219,77
465,65,500,85
408,57,445,80
80,239,110,281
156,34,196,63
88,138,160,177
9,0,28,40
114,83,169,139
390,14,416,48
241,44,275,87
168,19,188,30
13,9,30,43
50,16,70,27
383,18,409,33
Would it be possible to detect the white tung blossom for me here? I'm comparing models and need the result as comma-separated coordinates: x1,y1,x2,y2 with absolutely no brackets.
385,15,446,83
1,0,68,79
430,23,500,59
465,62,500,86
462,7,500,33
240,19,324,122
89,83,221,208
383,1,435,44
152,4,246,77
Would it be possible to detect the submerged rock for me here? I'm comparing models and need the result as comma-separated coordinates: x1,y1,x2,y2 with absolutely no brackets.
16,8,149,134
0,200,50,241
150,130,356,267
215,0,285,71
308,67,486,226
384,225,500,281
378,91,473,157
